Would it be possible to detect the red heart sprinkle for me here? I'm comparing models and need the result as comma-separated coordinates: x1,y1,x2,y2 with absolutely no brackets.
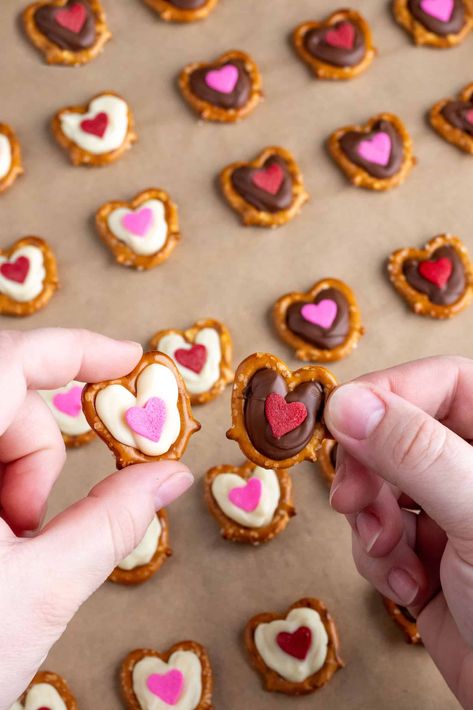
265,392,308,439
0,256,30,284
276,626,312,660
55,2,87,33
465,109,473,124
418,257,452,288
325,22,356,50
80,112,108,138
174,344,207,374
251,163,284,195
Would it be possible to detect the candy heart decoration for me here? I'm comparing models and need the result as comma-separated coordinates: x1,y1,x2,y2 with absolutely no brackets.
205,64,239,94
276,626,312,661
265,393,308,439
418,257,453,288
0,256,29,284
252,163,284,195
301,300,338,329
52,385,83,417
125,397,167,442
420,0,454,22
465,109,473,124
228,477,262,512
80,112,108,138
121,207,153,237
174,344,207,374
55,2,87,33
357,132,391,166
146,669,184,705
325,22,356,49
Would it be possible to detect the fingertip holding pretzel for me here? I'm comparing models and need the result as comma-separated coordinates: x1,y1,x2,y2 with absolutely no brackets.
328,112,415,191
150,318,233,405
13,670,78,709
51,91,137,166
244,597,343,695
219,146,308,227
143,0,219,22
273,278,364,363
388,234,473,318
0,236,58,317
95,188,180,270
22,0,111,66
203,460,295,544
293,8,376,80
382,597,422,645
120,642,213,709
430,82,473,153
392,0,473,47
82,351,200,469
109,510,172,585
226,352,337,470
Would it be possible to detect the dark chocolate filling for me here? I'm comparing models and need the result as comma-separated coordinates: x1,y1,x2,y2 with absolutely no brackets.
441,100,473,137
231,155,294,213
339,119,404,180
188,59,251,110
167,0,207,8
304,21,366,67
286,288,350,350
243,369,324,460
34,0,96,51
407,0,465,36
403,245,465,306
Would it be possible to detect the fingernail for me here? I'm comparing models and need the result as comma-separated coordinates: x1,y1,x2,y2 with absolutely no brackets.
356,510,382,552
387,568,419,605
155,471,194,509
327,384,385,440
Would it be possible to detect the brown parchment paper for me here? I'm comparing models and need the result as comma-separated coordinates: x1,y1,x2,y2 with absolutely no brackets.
0,0,469,707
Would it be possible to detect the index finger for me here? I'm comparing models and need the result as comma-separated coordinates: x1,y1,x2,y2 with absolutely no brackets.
0,328,142,434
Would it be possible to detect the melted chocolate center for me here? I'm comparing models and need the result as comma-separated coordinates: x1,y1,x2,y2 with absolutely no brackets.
244,369,324,460
403,246,465,306
304,21,366,67
189,59,251,110
168,0,207,7
34,0,96,51
339,119,404,179
441,100,473,137
408,0,465,36
231,155,294,213
286,288,350,350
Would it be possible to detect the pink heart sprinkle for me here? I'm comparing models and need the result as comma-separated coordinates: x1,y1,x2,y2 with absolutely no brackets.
465,109,473,124
357,132,392,166
146,669,184,705
125,397,166,442
228,477,262,512
420,0,454,22
121,207,154,237
52,386,83,417
301,300,338,329
205,64,239,94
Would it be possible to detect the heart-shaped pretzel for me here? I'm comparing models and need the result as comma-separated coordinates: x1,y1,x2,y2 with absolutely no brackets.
150,318,233,405
317,439,338,487
328,112,415,191
120,642,213,709
430,81,473,153
82,351,200,469
219,146,308,228
244,597,343,695
143,0,219,23
204,460,295,544
293,8,376,80
382,596,422,645
109,510,171,585
273,277,364,362
392,0,473,47
0,124,23,194
95,188,180,270
13,670,77,709
227,352,336,469
388,234,473,318
179,49,263,122
0,236,58,317
22,0,111,66
39,380,94,447
51,91,137,166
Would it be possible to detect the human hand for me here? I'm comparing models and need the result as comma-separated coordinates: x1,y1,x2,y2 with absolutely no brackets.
0,328,193,709
325,356,473,708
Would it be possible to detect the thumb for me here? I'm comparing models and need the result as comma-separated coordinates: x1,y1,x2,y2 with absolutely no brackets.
325,383,473,541
31,461,192,624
